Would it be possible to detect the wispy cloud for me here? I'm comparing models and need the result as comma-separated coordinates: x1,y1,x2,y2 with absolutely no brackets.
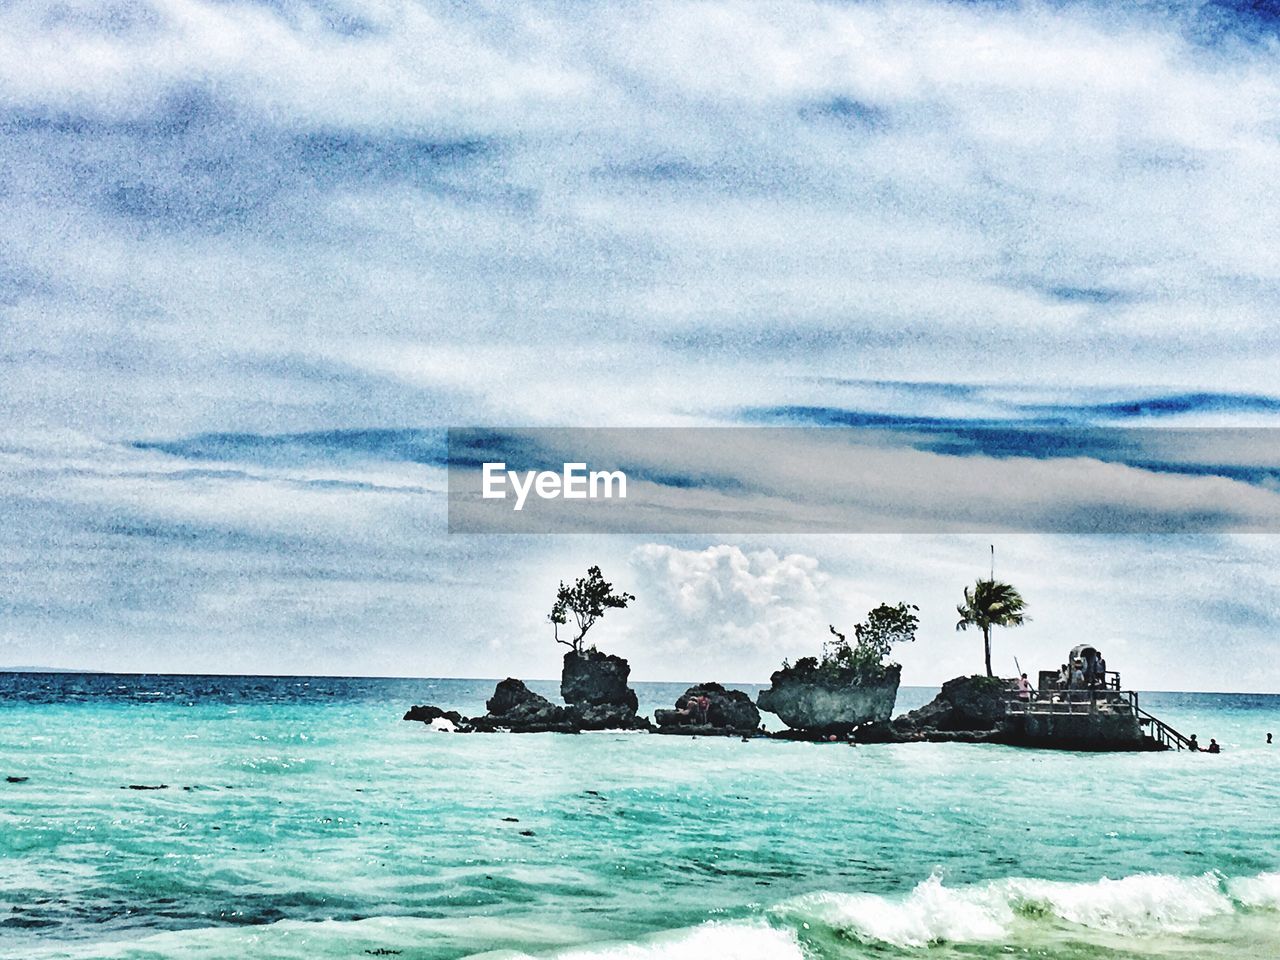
3,1,1280,683
4,0,1280,435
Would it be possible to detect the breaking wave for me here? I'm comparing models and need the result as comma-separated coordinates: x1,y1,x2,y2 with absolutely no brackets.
19,872,1280,960
772,869,1277,949
530,921,805,960
488,870,1280,959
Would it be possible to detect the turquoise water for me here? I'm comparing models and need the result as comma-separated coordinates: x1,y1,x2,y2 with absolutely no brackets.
1,674,1278,959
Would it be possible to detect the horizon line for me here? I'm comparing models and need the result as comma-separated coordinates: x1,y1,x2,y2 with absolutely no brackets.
2,667,1277,698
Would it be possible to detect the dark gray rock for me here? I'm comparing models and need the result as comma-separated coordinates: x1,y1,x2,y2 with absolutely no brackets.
486,678,539,716
655,682,761,736
403,704,467,726
560,650,647,730
892,675,1007,734
577,702,652,731
404,669,650,735
757,663,901,734
561,650,639,711
477,678,580,733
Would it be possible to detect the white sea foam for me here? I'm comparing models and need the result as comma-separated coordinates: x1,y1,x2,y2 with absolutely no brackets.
1006,871,1234,934
780,874,1014,947
22,880,1278,960
498,921,804,960
776,870,1249,948
1228,871,1280,910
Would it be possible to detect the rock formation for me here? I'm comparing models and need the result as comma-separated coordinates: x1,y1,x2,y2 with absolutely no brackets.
875,675,1159,750
757,662,901,735
891,674,1008,735
560,650,649,730
471,678,581,733
655,682,761,736
406,664,650,734
403,704,471,731
404,680,580,733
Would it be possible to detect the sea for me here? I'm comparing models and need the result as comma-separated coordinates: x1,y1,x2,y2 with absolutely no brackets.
1,672,1277,960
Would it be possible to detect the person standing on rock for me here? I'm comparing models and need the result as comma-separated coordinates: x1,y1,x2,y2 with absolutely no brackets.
1016,673,1033,701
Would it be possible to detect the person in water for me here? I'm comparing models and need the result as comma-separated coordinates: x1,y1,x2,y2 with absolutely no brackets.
1207,738,1221,754
1269,733,1273,744
1188,734,1200,751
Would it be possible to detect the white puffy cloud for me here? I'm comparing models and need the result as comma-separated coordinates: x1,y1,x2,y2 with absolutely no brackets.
627,544,831,675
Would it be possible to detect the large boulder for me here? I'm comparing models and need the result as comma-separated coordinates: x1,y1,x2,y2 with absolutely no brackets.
486,678,540,715
656,683,761,736
757,663,901,735
577,702,651,731
561,650,639,711
403,704,471,731
560,650,647,730
474,678,580,733
892,675,1008,734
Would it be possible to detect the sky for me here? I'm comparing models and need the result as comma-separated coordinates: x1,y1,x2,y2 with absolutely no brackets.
2,0,1280,690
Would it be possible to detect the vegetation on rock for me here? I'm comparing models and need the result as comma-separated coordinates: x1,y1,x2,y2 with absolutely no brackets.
781,601,919,684
955,579,1029,677
548,565,635,654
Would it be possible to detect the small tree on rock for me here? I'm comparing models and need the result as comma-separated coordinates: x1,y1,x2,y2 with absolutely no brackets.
548,565,635,655
956,579,1028,678
821,602,920,681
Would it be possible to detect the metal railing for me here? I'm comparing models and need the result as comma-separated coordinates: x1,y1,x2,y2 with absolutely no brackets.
1126,694,1194,751
1003,685,1194,750
1005,687,1131,715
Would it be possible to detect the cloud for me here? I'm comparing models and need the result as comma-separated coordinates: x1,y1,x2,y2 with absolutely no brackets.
628,544,830,671
2,1,1280,684
4,0,1280,443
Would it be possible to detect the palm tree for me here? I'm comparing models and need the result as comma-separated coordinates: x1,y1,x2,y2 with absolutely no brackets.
955,579,1029,678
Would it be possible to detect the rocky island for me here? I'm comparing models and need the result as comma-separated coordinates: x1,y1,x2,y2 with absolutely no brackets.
654,683,761,736
404,567,1189,751
405,566,649,734
560,649,648,730
757,661,900,736
756,606,916,738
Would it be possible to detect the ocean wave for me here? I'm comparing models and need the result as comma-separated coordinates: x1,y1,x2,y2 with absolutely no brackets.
496,871,1280,959
526,921,804,960
773,869,1274,949
16,873,1279,960
1227,871,1280,910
